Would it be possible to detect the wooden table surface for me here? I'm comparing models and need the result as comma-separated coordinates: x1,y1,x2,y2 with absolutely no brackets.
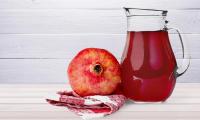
0,83,200,120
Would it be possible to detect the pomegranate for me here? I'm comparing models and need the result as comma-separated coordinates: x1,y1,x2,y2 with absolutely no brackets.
67,48,121,96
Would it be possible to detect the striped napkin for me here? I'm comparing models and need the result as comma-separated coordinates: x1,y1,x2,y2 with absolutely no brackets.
46,91,126,120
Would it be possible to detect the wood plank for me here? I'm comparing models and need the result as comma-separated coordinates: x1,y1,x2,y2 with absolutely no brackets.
0,119,75,120
0,59,198,83
0,97,200,104
0,9,126,34
0,91,199,98
0,59,68,83
0,33,196,59
1,119,199,120
0,119,73,120
0,9,199,34
0,111,199,119
0,0,199,9
0,84,199,98
0,103,200,112
0,83,199,88
0,34,125,59
0,83,199,91
0,90,199,98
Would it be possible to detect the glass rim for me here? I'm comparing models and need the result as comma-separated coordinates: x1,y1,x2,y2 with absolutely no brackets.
123,7,168,17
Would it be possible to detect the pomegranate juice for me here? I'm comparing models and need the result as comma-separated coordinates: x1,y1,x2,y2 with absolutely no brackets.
121,30,177,102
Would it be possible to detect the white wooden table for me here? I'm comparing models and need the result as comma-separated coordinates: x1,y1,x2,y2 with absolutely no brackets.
0,83,200,120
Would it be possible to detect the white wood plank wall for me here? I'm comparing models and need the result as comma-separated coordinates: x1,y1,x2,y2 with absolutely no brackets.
0,0,200,83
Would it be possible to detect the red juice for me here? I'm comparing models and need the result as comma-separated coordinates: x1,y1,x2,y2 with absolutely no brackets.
121,30,177,102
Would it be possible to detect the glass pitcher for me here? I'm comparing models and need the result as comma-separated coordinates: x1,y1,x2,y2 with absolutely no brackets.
121,8,190,102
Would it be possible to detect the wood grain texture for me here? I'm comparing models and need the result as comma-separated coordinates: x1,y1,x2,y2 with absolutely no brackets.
0,0,199,9
0,9,200,34
0,83,199,120
0,34,125,59
0,59,198,83
0,34,195,59
0,0,199,83
0,112,200,120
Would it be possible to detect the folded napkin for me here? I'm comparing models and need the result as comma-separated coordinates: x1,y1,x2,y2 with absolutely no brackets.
46,91,126,120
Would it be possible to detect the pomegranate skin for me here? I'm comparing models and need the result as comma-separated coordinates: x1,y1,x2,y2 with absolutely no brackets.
67,48,121,96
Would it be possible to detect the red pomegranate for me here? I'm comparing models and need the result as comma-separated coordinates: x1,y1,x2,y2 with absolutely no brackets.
67,48,121,96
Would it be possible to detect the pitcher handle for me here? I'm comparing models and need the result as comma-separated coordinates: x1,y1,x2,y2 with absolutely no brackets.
168,28,191,77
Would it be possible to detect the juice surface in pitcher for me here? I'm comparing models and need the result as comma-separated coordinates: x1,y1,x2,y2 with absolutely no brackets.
121,30,177,102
